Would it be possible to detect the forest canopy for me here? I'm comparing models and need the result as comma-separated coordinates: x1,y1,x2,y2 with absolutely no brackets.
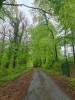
0,0,75,80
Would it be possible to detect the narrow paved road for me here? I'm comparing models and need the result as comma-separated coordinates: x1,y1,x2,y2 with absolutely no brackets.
24,69,70,100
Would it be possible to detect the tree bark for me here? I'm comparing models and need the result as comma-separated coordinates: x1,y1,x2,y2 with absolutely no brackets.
64,29,68,63
71,30,75,64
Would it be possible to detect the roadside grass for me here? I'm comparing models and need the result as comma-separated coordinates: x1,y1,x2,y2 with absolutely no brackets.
42,61,62,75
68,78,75,88
0,65,32,86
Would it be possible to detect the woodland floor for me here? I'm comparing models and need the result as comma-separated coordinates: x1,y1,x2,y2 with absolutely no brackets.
0,69,75,100
0,71,32,100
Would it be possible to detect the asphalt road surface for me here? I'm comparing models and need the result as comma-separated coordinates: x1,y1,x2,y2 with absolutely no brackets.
24,69,70,100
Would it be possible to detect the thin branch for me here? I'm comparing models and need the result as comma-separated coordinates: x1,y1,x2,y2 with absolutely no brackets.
0,16,5,21
2,3,51,14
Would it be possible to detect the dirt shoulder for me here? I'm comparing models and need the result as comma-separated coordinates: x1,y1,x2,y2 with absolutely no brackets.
0,71,32,100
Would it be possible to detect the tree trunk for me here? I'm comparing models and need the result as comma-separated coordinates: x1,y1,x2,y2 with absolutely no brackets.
71,31,75,64
12,18,19,68
0,26,6,66
64,29,68,63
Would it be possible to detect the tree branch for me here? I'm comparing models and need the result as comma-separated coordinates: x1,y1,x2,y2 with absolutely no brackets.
2,3,51,14
0,16,5,21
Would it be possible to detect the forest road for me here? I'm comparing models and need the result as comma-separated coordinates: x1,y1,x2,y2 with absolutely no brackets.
24,69,70,100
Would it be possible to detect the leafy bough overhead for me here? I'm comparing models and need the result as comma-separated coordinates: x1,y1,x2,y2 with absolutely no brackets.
34,0,75,64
